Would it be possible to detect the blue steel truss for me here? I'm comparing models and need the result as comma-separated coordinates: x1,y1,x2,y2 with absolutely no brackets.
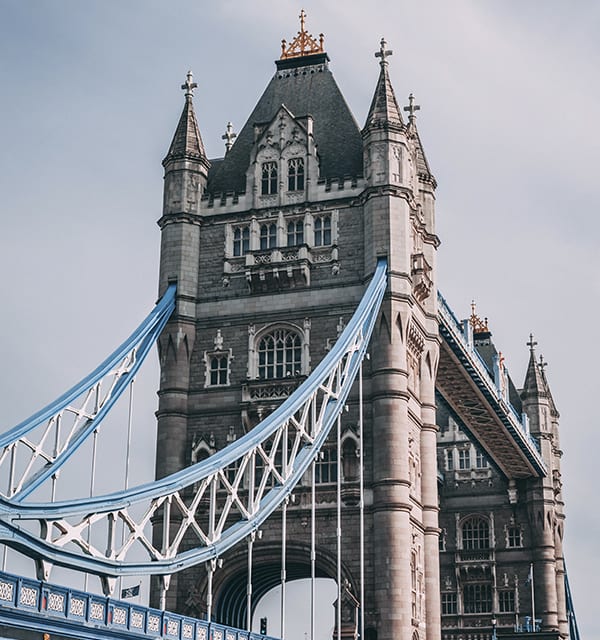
0,285,176,501
0,261,388,579
565,565,581,640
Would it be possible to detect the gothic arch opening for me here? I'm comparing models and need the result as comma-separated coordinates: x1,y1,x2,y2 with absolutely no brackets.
212,544,352,632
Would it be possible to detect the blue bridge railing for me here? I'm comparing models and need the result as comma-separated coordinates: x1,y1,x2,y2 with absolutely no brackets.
0,569,276,640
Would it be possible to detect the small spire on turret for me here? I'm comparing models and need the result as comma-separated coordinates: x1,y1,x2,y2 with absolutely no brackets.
403,93,421,125
181,70,197,100
538,354,548,375
222,122,237,154
163,69,208,167
364,37,403,128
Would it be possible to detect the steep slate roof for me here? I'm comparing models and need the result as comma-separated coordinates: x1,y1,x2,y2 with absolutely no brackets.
207,54,363,195
164,93,207,164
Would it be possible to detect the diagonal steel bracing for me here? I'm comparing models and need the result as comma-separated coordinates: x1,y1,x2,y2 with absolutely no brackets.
0,261,388,581
0,285,176,502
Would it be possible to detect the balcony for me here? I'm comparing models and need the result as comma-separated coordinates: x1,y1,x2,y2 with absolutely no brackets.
224,245,338,293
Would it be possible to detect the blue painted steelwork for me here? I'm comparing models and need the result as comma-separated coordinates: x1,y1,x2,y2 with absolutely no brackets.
565,564,581,640
0,569,275,640
437,292,546,476
0,261,388,578
0,284,176,501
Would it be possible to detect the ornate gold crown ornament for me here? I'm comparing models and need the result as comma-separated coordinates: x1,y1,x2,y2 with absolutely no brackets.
280,9,325,59
469,300,490,333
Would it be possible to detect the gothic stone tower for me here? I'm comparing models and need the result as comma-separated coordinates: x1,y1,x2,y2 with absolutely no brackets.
155,22,440,640
435,317,568,639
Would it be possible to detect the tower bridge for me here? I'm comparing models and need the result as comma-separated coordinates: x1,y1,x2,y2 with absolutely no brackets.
0,14,579,640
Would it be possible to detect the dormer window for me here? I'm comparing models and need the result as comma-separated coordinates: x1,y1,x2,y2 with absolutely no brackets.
260,223,278,250
287,220,304,246
314,215,331,246
261,161,278,195
233,226,250,256
288,157,305,191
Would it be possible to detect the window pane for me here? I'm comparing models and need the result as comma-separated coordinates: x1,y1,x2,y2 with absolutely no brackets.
462,517,490,550
463,584,492,614
288,158,304,191
258,329,302,379
262,162,278,195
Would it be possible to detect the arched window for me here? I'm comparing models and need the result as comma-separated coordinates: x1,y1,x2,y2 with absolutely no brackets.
261,161,278,195
288,157,305,191
462,517,490,550
260,223,277,250
257,328,302,379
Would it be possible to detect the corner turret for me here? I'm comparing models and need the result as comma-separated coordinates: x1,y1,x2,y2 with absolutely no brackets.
161,71,210,221
520,335,567,636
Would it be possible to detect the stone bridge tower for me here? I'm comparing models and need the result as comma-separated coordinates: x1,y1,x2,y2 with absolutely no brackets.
154,18,440,640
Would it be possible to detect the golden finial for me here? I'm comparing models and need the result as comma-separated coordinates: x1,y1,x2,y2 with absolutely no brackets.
469,300,490,333
280,9,325,60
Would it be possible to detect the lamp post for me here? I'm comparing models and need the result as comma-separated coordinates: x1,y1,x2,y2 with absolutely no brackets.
491,616,497,640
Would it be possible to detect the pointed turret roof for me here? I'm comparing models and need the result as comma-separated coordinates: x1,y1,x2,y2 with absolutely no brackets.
523,351,546,400
163,71,208,166
364,39,404,130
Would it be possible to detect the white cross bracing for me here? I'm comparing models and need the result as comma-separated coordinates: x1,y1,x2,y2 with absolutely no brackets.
0,262,387,587
0,285,176,502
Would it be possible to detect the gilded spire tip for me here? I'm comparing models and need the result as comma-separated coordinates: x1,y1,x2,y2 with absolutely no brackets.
280,10,325,60
469,301,490,333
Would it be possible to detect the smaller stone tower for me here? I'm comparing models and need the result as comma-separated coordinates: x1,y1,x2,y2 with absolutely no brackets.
521,338,567,636
154,71,210,610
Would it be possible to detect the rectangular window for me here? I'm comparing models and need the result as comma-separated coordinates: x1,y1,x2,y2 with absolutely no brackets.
499,590,516,613
209,356,228,386
315,448,337,484
260,223,277,250
314,215,332,246
463,584,492,614
458,449,471,470
287,157,305,191
261,161,278,195
507,526,522,548
287,220,304,246
446,449,454,471
475,450,488,468
441,593,457,615
233,226,250,256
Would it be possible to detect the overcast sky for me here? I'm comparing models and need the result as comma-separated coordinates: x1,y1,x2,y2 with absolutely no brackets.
0,1,598,638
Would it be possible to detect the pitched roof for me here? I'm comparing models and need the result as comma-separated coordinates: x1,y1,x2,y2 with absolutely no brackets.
163,95,207,165
364,63,404,129
207,56,363,195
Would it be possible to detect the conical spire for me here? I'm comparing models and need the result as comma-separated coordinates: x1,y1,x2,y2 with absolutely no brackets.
163,71,208,166
365,39,404,129
522,334,547,399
